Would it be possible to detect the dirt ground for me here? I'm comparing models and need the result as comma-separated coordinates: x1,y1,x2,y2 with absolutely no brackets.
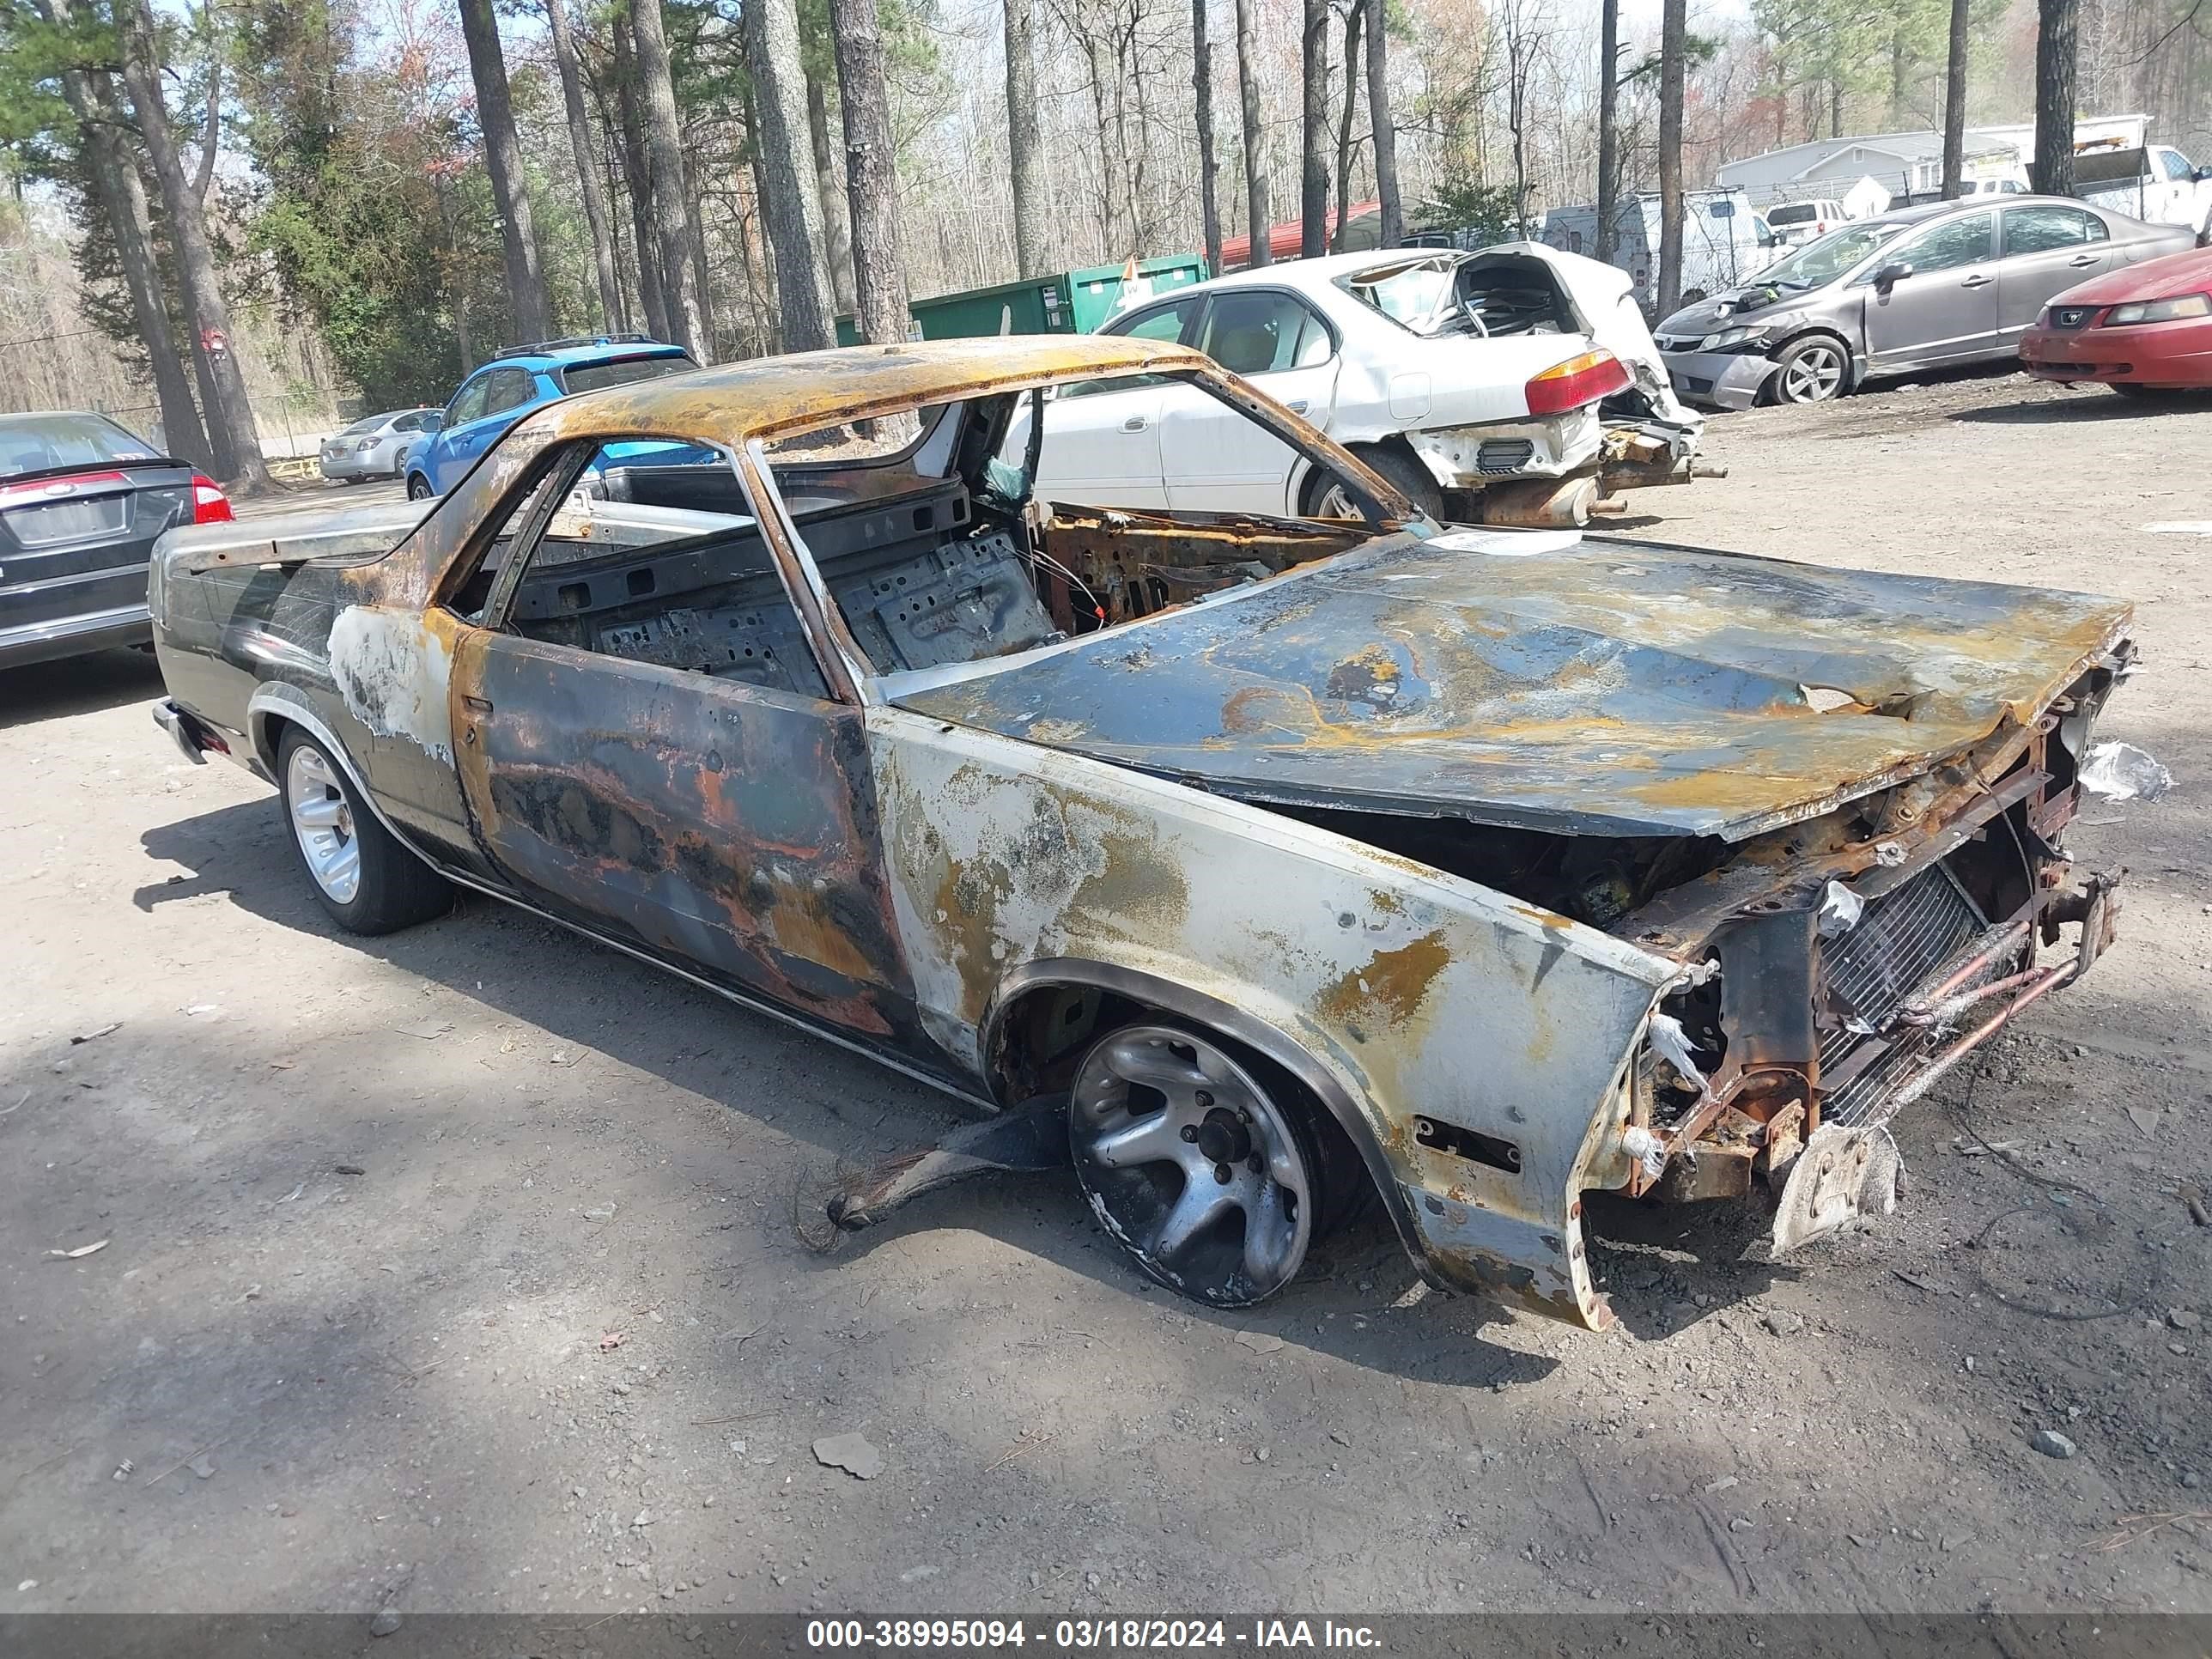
3,366,2209,1620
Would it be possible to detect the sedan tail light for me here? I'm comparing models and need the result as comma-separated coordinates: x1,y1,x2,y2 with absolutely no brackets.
1526,349,1632,416
191,475,235,524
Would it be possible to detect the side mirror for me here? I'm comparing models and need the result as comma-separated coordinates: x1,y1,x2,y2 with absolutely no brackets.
2197,166,2212,183
423,412,445,430
1873,261,1914,293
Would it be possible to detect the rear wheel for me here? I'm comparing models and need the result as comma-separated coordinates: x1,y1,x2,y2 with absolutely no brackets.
1305,445,1442,521
1769,335,1850,404
278,728,452,935
1070,1022,1356,1307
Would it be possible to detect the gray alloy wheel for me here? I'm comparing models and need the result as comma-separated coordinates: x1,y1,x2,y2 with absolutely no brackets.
1772,337,1849,404
286,741,361,905
1070,1023,1317,1307
406,471,434,501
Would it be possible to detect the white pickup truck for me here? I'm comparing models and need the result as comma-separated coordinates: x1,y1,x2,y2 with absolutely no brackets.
2074,144,2212,242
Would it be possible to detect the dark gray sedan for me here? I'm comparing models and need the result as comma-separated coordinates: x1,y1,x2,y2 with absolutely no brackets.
1656,197,2195,407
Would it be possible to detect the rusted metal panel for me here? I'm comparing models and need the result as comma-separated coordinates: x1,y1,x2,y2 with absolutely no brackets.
890,530,2134,843
867,703,1683,1329
453,629,928,1054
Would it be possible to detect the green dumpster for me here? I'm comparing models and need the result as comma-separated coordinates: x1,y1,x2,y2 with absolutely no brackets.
832,253,1206,346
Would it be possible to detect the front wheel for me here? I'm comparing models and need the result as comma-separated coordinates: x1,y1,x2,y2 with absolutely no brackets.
1070,1023,1356,1308
405,471,434,501
278,728,452,935
1768,336,1850,404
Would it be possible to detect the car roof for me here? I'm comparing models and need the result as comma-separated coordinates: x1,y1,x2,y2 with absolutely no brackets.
478,338,691,373
503,335,1208,448
1163,249,1437,299
1859,192,2089,231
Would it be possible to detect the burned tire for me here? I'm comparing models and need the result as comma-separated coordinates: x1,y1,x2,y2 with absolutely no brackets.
1304,445,1443,522
277,727,452,935
1069,1022,1362,1308
1767,335,1850,404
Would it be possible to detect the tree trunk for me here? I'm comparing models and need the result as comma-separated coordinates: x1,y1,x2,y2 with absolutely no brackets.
827,0,912,344
1830,79,1844,140
1656,0,1686,318
1595,0,1620,261
546,0,624,332
631,0,709,360
457,0,552,343
39,0,210,470
1005,0,1048,277
1192,0,1222,273
117,0,268,489
807,77,857,318
684,150,715,359
743,0,836,350
1941,0,1969,198
613,14,670,342
1297,0,1329,257
1233,0,1269,265
1363,0,1400,246
2032,0,2077,196
1332,1,1363,248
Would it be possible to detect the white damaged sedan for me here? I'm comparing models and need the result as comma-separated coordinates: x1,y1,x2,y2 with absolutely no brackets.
1017,244,1710,528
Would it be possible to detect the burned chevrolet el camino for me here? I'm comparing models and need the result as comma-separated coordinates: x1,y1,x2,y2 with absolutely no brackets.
147,337,2132,1328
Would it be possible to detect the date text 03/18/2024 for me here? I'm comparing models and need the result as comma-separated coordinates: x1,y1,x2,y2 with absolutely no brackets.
805,1620,1382,1650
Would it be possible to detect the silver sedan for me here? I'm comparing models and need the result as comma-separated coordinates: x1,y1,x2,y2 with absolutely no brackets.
1655,196,2194,408
318,408,441,483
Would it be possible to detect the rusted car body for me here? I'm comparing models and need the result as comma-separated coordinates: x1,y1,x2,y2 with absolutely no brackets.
146,337,2133,1329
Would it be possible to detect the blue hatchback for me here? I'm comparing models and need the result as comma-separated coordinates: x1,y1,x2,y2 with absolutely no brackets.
405,336,697,500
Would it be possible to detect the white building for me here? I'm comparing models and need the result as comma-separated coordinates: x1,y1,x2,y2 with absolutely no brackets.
1714,114,2151,205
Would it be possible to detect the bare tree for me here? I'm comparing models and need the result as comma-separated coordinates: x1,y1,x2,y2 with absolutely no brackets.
1595,0,1620,260
116,0,268,489
2033,0,2078,195
457,0,552,342
1940,0,1969,197
1333,0,1364,246
1656,0,1686,316
1298,0,1330,255
1005,0,1048,276
545,0,623,331
828,0,912,343
36,0,209,471
632,0,709,359
744,0,836,349
1193,0,1223,272
1363,0,1401,246
1234,0,1269,264
611,14,669,341
806,79,858,317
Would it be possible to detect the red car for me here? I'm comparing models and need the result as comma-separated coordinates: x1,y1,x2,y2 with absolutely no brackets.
2021,244,2212,397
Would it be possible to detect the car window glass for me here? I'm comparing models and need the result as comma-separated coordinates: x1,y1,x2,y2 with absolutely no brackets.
560,354,697,396
0,412,161,478
2162,149,2196,181
482,368,538,417
447,376,491,427
393,413,422,432
1196,292,1330,375
1900,212,1993,274
1761,223,1904,289
1062,298,1198,398
2003,206,2105,255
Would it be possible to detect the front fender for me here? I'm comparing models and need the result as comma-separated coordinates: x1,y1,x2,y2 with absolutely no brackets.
868,706,1679,1328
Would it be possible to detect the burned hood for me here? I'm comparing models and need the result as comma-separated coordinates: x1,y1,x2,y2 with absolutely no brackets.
890,530,2131,842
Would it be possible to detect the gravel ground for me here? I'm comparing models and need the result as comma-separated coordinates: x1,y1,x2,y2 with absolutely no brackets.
2,369,2208,1619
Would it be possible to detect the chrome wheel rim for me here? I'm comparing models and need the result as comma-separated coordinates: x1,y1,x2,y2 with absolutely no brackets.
287,745,361,904
1315,481,1359,519
1780,344,1844,402
1070,1024,1312,1306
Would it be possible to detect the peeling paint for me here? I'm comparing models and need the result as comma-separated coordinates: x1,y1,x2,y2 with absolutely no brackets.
329,605,454,763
